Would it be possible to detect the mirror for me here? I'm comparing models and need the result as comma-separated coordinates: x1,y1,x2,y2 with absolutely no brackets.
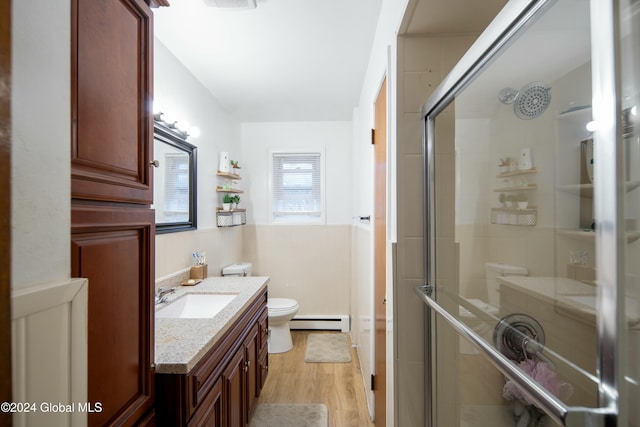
153,123,197,233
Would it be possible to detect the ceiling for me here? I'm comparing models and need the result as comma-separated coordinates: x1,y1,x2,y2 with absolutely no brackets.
153,0,508,123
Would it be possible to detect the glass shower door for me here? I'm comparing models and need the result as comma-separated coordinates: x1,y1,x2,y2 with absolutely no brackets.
414,0,639,425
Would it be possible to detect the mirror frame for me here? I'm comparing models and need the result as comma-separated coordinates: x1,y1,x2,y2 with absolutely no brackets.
154,122,198,234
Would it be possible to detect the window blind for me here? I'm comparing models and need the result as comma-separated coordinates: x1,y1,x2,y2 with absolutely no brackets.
272,152,321,219
163,153,190,222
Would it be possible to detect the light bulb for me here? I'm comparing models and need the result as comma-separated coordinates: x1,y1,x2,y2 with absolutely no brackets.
176,120,190,132
586,121,598,132
188,127,201,138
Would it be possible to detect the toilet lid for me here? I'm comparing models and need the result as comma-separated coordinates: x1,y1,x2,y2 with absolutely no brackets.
268,298,298,311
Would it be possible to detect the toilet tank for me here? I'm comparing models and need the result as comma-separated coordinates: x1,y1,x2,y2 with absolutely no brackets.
222,263,253,277
485,262,528,306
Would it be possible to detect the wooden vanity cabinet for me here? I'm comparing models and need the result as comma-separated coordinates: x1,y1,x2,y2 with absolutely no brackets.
155,290,268,427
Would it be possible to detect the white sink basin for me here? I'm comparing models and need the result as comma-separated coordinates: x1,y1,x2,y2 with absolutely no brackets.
156,293,238,319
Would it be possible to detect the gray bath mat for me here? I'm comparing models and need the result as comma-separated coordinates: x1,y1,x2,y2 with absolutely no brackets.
304,333,352,363
249,403,328,427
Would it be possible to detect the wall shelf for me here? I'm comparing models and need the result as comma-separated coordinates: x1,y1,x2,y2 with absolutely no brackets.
496,167,537,178
216,186,244,194
491,207,537,226
216,167,246,226
216,171,242,180
216,210,246,227
493,184,537,192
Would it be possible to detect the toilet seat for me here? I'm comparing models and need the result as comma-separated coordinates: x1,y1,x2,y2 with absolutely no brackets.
268,298,299,312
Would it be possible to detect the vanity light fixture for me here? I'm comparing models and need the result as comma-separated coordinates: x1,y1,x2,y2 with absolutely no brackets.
153,111,200,140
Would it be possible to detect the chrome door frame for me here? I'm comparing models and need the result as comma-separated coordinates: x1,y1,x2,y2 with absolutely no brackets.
418,0,624,425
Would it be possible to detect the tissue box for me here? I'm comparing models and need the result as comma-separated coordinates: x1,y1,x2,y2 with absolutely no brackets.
190,264,208,280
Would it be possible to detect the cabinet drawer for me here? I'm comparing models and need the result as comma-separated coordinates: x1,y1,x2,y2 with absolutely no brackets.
258,308,268,352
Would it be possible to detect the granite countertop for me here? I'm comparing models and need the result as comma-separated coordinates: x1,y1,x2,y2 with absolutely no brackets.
154,276,269,374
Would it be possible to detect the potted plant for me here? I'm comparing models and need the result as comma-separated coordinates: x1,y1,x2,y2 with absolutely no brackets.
505,194,517,208
223,193,233,211
232,195,240,210
230,160,241,176
499,193,506,207
515,193,528,209
499,157,511,173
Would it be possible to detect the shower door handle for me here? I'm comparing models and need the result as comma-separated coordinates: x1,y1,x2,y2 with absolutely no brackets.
414,285,616,427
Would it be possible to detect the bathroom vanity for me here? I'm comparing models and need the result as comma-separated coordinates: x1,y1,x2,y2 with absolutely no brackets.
154,277,269,426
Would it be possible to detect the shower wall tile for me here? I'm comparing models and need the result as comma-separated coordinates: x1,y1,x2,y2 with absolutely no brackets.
403,237,424,279
402,112,424,155
403,37,443,71
398,278,426,363
396,360,426,427
403,154,424,238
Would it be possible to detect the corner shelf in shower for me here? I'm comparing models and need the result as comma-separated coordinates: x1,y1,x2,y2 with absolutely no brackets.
490,207,537,226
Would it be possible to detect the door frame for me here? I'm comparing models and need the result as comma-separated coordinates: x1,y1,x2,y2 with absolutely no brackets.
373,75,387,426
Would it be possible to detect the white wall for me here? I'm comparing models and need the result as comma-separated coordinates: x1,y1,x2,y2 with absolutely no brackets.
239,121,352,316
240,121,353,225
12,0,71,289
350,0,409,421
154,39,244,279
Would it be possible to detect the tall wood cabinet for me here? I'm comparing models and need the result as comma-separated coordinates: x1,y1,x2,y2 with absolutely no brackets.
71,0,156,424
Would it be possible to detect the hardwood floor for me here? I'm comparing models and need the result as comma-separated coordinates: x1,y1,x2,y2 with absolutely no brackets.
256,330,375,427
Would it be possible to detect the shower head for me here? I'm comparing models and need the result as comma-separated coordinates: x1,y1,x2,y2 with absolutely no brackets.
514,81,552,120
498,81,552,120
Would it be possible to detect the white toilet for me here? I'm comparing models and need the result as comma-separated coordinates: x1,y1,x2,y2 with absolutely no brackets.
459,262,528,354
221,263,299,354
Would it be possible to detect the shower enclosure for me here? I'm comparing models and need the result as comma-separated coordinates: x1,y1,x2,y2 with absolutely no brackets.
415,0,639,425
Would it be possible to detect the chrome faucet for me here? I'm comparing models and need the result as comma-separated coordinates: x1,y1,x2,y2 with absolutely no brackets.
155,287,176,305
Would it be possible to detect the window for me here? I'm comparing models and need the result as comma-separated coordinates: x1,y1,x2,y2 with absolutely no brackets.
270,151,324,223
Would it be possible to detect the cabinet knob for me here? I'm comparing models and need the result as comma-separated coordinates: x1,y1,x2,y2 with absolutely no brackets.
150,160,160,168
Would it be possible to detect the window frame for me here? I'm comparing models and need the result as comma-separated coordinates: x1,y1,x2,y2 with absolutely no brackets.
268,149,326,224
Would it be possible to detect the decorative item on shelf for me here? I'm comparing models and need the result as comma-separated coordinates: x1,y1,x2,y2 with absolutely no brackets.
230,159,241,174
499,193,507,207
519,147,533,170
232,194,240,210
223,193,233,211
505,194,517,208
515,193,528,209
219,152,230,173
499,157,512,173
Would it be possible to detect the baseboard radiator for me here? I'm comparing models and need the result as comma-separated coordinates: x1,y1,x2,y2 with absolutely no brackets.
289,314,350,332
12,278,88,427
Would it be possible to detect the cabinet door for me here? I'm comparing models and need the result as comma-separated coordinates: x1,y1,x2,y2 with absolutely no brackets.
222,347,245,427
71,205,155,426
72,0,153,204
244,323,260,418
189,377,222,427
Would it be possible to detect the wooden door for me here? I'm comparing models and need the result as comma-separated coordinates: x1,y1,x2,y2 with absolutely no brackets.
0,2,11,426
71,0,155,425
373,77,387,426
223,348,245,427
71,206,155,426
71,0,154,204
